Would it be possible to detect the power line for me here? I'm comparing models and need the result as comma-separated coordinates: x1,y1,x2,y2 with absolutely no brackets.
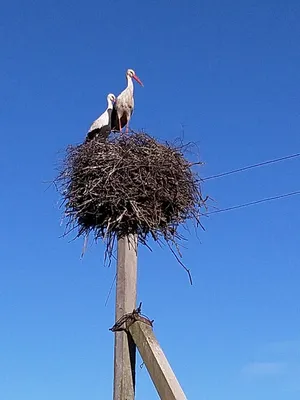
203,152,300,181
206,190,300,215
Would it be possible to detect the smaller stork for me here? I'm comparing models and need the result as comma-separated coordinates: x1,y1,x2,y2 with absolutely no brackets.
85,93,116,142
111,69,143,134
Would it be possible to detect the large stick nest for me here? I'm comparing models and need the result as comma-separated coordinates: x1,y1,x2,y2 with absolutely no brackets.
56,132,206,259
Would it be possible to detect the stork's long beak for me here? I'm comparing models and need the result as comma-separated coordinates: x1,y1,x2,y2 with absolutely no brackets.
133,74,144,87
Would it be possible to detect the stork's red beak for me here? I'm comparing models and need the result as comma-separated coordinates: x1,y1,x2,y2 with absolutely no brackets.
133,74,144,87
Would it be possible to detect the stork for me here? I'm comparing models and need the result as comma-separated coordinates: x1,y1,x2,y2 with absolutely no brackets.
85,93,116,142
111,69,143,133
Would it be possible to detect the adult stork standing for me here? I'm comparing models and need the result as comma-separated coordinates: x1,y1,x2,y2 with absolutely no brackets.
111,69,143,133
85,93,116,142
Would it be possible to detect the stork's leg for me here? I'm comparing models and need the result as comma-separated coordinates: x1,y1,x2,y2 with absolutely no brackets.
118,117,122,133
126,118,130,134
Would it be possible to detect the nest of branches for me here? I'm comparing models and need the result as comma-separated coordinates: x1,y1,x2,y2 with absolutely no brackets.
56,131,206,264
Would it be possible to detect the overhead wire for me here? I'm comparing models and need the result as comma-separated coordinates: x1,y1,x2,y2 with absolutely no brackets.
206,190,300,215
200,152,300,214
203,152,300,181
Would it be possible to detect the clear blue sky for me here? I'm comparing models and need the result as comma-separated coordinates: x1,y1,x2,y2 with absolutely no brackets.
1,0,300,399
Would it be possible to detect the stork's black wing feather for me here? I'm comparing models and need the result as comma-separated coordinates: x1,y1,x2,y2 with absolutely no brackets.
111,104,119,131
85,125,111,143
85,128,100,142
111,103,130,130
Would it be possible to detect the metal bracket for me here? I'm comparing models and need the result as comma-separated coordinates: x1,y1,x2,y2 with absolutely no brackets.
110,302,154,332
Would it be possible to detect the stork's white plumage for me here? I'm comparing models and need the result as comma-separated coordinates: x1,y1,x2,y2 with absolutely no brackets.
85,93,116,142
111,69,143,134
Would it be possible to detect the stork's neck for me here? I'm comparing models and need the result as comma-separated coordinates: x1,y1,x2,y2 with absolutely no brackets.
127,76,134,92
107,99,114,110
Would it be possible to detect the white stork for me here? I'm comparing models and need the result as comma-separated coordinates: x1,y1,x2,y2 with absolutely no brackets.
111,69,143,133
85,93,116,142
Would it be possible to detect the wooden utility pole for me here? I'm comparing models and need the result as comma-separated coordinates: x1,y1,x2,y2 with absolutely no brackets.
113,234,138,400
111,235,187,400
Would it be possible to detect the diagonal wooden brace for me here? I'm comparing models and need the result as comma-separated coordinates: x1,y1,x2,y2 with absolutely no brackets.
127,317,187,400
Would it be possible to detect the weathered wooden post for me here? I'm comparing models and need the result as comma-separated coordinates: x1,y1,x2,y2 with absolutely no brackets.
128,320,187,400
113,234,138,400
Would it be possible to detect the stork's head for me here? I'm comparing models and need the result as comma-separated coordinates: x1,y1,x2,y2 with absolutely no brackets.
107,93,116,103
126,69,144,87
